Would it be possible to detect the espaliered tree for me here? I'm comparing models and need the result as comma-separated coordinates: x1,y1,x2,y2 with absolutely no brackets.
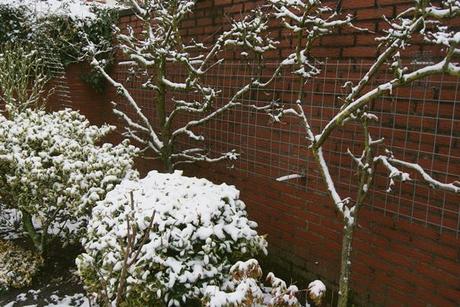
90,0,278,172
270,0,460,306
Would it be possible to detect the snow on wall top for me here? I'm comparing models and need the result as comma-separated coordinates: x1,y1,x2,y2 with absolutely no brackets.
0,0,117,21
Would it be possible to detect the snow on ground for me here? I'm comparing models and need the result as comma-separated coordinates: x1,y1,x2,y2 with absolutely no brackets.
0,205,22,240
3,291,89,307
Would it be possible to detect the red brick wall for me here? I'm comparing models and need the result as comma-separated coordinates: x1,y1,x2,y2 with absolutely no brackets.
61,1,460,306
181,164,460,306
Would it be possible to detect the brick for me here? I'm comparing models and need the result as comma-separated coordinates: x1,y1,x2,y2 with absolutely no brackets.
342,46,378,57
224,3,243,14
321,35,355,47
214,0,232,6
412,237,458,260
196,17,212,26
418,262,458,287
356,6,394,20
377,0,413,5
394,268,436,292
310,47,341,57
196,1,213,9
390,242,433,264
356,33,378,45
437,287,460,305
397,220,441,241
341,0,375,9
386,286,416,305
416,287,458,307
433,256,460,275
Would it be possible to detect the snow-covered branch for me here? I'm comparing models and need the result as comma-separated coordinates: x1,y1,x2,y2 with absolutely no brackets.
423,0,460,19
172,149,238,169
316,59,460,149
271,0,354,80
375,155,460,194
91,58,163,153
268,0,357,223
276,174,304,182
89,0,280,171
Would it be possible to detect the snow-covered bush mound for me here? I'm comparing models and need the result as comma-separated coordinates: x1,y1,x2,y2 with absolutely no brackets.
0,109,138,253
0,240,43,292
76,170,267,306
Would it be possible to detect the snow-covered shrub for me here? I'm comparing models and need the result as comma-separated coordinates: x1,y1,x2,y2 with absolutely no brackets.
0,44,50,118
0,109,138,254
204,260,268,306
76,170,267,306
204,259,325,307
0,239,44,292
307,280,326,306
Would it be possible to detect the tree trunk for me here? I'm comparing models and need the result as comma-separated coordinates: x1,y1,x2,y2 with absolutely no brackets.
156,57,175,173
21,211,43,254
163,152,174,173
337,223,355,307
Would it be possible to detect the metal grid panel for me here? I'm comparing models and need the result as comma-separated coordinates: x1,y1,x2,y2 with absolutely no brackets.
112,59,460,236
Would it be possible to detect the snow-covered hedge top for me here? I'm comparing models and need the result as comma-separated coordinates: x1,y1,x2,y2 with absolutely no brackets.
78,170,267,306
0,0,116,22
91,170,263,246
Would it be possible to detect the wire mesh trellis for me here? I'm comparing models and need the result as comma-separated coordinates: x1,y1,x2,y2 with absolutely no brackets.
42,48,73,108
112,58,460,236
